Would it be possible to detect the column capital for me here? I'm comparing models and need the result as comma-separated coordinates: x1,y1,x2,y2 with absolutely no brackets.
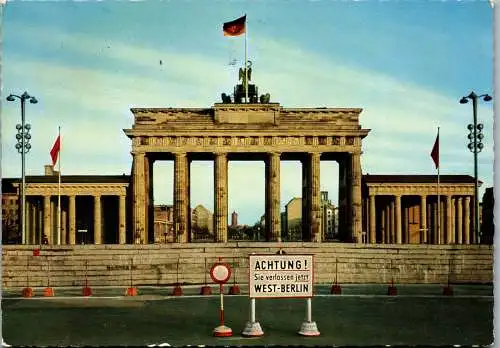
131,151,146,157
174,152,187,157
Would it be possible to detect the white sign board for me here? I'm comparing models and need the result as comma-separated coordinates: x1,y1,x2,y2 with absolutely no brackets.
249,254,314,299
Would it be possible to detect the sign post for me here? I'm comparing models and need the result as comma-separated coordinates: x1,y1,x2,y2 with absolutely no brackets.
243,253,319,337
210,259,232,337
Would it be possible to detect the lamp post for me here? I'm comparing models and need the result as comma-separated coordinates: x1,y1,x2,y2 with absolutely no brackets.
6,92,38,244
460,91,492,244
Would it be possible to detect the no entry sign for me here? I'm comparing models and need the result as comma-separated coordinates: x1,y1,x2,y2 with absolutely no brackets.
210,262,232,284
249,254,313,298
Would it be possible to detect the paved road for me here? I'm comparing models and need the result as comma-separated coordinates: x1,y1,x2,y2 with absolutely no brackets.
2,288,493,346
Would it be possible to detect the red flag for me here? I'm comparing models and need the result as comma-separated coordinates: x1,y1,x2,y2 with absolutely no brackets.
223,15,246,36
430,133,439,169
50,135,60,166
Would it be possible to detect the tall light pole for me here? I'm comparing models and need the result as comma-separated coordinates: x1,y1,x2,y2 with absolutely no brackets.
460,91,491,244
6,92,38,244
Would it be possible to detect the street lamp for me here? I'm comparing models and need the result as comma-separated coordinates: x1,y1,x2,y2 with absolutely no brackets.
6,91,38,244
459,91,492,244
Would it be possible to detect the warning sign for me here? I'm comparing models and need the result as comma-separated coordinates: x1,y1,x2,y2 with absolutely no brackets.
249,254,313,298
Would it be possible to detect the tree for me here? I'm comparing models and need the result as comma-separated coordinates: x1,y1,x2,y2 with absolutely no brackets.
2,210,20,244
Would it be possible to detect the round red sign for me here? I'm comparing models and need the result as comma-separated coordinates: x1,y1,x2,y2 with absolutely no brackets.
210,262,232,284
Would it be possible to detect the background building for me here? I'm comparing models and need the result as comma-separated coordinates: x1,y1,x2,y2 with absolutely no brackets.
320,191,336,241
191,204,214,241
153,205,174,243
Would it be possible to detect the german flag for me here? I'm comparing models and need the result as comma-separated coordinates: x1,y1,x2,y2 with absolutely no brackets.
223,15,246,36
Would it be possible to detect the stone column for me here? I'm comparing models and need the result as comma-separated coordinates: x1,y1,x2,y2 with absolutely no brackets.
385,203,391,243
50,199,56,244
432,201,438,244
381,207,386,244
369,195,376,244
464,196,471,244
389,198,395,243
214,153,228,242
302,157,311,240
145,155,153,244
395,195,402,244
61,208,67,245
266,152,281,242
174,152,189,243
69,195,76,244
94,195,102,244
440,200,445,244
132,152,147,243
119,195,127,244
446,195,453,244
25,199,31,244
351,152,362,242
28,200,35,244
420,195,427,243
43,196,51,244
426,201,432,244
309,153,321,242
457,197,463,244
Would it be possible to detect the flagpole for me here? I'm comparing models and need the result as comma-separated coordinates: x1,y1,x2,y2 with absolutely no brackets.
244,17,248,103
437,127,440,244
57,126,61,245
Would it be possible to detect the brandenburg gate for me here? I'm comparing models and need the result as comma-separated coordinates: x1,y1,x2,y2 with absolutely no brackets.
124,102,370,244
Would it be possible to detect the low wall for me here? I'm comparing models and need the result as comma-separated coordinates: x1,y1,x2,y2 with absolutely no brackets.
2,243,493,288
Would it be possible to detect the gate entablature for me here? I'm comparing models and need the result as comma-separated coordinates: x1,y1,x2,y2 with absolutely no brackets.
125,103,369,154
124,103,370,245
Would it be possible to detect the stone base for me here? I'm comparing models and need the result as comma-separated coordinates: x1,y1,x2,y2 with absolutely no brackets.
213,325,232,337
242,321,264,337
298,321,320,336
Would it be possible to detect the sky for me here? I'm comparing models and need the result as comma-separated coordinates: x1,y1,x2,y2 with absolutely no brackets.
0,1,494,225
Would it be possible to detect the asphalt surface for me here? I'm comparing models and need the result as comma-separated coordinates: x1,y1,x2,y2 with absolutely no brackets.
1,284,493,346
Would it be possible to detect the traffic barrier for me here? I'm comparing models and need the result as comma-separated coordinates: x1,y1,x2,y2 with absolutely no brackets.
82,259,92,296
387,279,397,296
126,258,138,296
200,258,212,295
22,287,33,298
126,287,138,296
22,256,33,298
330,258,342,294
228,257,240,295
172,284,183,296
43,287,54,297
442,284,453,296
171,259,183,296
44,256,54,297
